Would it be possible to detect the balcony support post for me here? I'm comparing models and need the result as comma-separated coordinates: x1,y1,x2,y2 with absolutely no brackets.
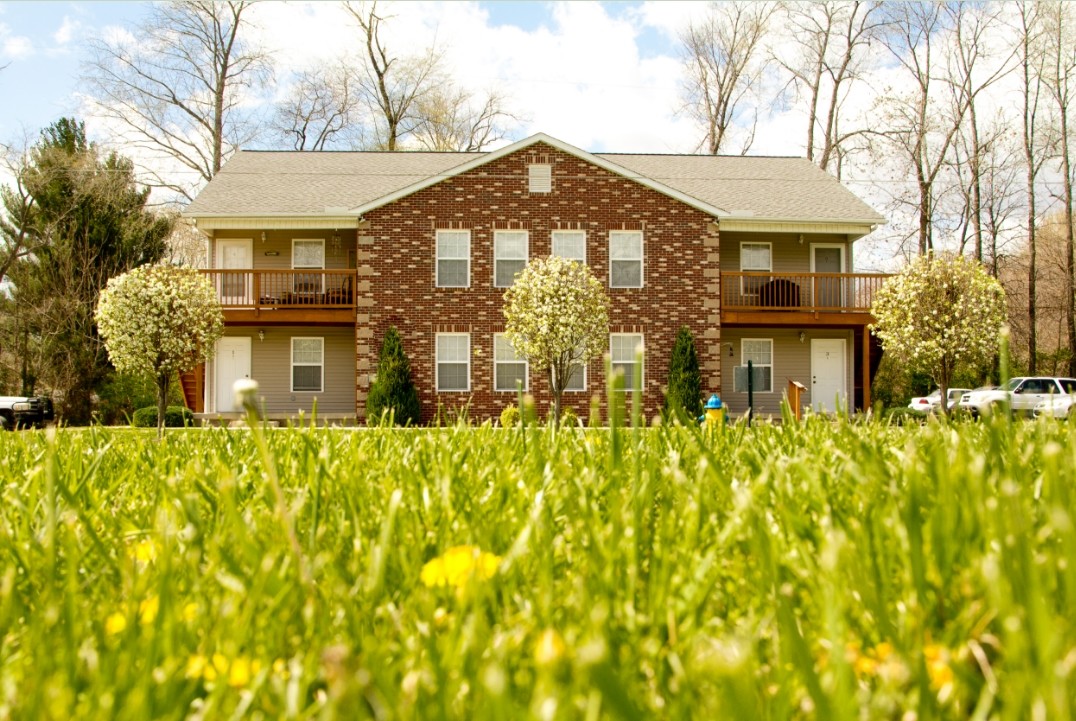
862,327,871,412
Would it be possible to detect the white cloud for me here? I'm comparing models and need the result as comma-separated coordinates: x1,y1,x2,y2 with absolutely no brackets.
53,16,78,45
1,29,33,60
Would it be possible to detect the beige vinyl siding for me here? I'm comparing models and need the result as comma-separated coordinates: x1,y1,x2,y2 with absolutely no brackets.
720,328,853,417
209,230,354,270
722,231,851,274
211,327,356,414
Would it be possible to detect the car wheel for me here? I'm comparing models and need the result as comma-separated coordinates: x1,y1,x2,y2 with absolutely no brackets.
0,413,11,431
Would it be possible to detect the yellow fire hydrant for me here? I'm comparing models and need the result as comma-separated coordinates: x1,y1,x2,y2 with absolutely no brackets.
702,394,724,426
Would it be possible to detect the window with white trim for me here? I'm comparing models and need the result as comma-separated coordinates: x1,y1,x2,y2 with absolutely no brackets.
740,242,772,296
610,333,644,390
564,358,586,392
291,337,324,392
528,164,552,193
493,334,528,392
552,230,586,264
293,239,325,294
436,333,470,391
734,338,773,393
494,230,528,287
609,231,643,288
436,230,470,287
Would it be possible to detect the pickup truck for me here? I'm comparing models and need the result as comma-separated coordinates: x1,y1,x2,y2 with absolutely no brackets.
958,377,1076,417
0,395,55,429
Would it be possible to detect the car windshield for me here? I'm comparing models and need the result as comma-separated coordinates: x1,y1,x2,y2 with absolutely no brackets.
1005,378,1022,391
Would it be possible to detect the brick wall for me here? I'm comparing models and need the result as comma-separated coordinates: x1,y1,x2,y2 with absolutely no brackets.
358,142,721,424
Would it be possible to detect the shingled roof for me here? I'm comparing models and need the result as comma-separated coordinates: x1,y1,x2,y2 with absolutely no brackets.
186,133,883,227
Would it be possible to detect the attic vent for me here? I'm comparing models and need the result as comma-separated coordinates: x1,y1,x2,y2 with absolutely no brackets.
528,164,552,193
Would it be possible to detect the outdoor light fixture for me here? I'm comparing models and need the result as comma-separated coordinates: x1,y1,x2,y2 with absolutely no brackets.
260,231,267,243
258,329,265,342
723,342,734,357
331,232,341,256
799,331,806,343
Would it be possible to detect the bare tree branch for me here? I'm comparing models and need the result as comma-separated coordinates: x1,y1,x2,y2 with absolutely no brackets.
82,0,271,202
680,1,776,155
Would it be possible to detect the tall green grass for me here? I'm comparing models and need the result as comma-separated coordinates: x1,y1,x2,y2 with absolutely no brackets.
1,412,1074,719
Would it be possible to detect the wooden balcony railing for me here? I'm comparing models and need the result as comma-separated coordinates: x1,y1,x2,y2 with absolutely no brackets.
721,272,889,313
201,269,355,310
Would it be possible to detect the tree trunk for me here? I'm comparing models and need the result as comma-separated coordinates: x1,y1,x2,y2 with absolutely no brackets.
550,367,562,429
968,100,984,263
1027,163,1038,374
157,371,170,440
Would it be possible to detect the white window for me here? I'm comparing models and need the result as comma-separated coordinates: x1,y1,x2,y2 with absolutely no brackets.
436,333,470,392
494,334,528,392
552,230,586,264
740,242,772,296
734,338,773,393
291,337,324,392
529,164,552,193
293,239,325,294
494,230,528,287
564,358,586,392
609,231,643,288
436,230,470,287
610,333,644,390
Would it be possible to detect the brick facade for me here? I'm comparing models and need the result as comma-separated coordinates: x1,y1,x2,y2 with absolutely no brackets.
357,143,721,424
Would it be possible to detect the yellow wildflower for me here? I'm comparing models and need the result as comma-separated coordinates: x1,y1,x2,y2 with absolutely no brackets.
852,641,897,679
186,652,260,687
181,602,199,623
924,643,953,691
185,654,209,680
534,628,567,667
854,654,878,677
420,546,501,589
139,596,159,625
105,612,127,636
227,656,260,688
129,538,158,564
210,653,228,682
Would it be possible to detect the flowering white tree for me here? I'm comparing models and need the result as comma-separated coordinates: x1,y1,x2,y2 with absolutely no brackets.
871,253,1006,416
503,256,610,425
96,265,224,437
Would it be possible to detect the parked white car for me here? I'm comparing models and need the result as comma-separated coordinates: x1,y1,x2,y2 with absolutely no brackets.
1034,393,1076,419
959,377,1076,417
908,388,971,413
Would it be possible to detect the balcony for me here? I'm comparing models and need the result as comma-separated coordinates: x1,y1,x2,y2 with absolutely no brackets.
720,272,889,326
201,269,356,325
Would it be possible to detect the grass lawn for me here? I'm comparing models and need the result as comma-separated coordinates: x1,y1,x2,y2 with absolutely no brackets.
1,414,1074,719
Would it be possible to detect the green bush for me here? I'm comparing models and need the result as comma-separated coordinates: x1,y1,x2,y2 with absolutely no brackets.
558,407,580,428
131,405,194,428
366,327,421,426
883,407,926,426
96,371,183,425
499,405,520,428
664,326,703,422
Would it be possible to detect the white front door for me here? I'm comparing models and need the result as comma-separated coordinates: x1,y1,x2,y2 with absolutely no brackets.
215,337,252,412
216,239,253,305
811,338,847,413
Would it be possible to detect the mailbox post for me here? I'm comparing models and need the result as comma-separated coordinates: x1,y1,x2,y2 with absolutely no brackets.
787,379,808,421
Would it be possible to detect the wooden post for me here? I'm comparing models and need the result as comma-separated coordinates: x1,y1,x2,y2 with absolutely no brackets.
862,327,871,413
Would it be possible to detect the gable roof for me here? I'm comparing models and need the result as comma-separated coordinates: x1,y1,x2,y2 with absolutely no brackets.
185,133,884,231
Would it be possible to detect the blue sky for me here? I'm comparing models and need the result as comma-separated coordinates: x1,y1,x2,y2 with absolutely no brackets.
0,2,153,140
